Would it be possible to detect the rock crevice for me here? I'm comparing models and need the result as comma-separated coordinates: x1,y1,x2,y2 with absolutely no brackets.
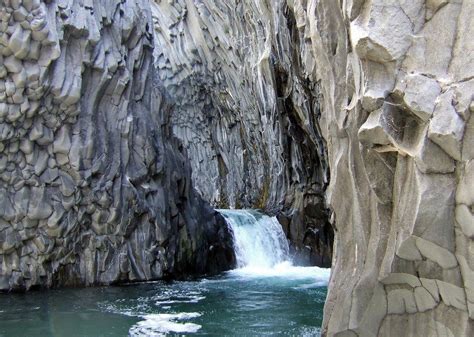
1,1,473,336
151,0,334,266
151,0,473,335
0,0,234,291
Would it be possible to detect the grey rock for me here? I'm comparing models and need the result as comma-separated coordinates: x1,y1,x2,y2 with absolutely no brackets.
437,280,467,311
147,1,473,335
414,286,438,312
397,237,423,261
394,74,441,122
150,0,333,266
415,236,457,269
1,1,473,336
381,273,422,288
0,0,235,292
428,91,465,161
387,289,417,314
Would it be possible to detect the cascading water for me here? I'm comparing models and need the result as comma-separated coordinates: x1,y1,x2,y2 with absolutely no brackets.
217,209,290,268
0,208,331,337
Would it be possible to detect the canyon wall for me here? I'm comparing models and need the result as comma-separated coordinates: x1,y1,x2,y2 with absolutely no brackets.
317,1,474,336
0,0,234,291
150,0,333,266
1,0,473,336
150,0,474,335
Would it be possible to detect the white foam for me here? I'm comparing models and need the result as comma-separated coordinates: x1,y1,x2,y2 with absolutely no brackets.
218,209,331,287
100,302,149,318
155,296,205,305
228,261,331,285
218,209,290,268
129,312,202,336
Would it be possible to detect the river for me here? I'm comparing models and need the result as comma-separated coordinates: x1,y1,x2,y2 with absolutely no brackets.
0,210,330,336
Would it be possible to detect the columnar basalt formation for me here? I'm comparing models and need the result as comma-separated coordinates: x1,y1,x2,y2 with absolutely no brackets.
317,1,473,336
150,0,473,335
150,0,333,266
0,0,234,291
1,0,473,335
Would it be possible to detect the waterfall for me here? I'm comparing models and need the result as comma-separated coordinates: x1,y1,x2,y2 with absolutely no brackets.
217,209,290,268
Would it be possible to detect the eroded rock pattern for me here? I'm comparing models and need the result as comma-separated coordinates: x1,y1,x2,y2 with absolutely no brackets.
150,0,333,266
149,0,473,335
1,0,473,335
318,1,473,336
0,0,234,291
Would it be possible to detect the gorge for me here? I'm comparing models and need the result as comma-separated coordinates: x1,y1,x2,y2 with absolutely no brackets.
1,0,473,336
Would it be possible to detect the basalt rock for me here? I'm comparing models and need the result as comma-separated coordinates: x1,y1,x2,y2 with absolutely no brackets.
149,0,473,336
150,0,333,267
1,0,473,336
317,1,473,335
0,0,235,291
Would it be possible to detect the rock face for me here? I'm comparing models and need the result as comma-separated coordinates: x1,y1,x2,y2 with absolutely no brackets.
149,0,473,335
0,0,234,291
1,0,473,335
316,1,473,336
150,0,334,266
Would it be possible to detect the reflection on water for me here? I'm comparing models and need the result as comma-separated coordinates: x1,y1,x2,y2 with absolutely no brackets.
0,267,328,337
1,209,329,336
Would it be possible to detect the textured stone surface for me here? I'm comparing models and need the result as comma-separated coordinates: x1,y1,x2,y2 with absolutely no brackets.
149,0,333,265
1,0,473,336
317,0,474,336
0,0,235,291
111,0,472,333
145,1,473,333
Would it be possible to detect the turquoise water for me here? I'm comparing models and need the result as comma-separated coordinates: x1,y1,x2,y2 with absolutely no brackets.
0,210,330,336
0,267,328,336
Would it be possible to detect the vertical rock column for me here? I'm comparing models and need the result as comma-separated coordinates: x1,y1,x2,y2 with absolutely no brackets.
312,0,474,336
150,0,333,266
148,3,474,334
0,0,234,291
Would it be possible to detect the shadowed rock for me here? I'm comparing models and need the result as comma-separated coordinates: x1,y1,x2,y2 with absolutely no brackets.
0,0,235,291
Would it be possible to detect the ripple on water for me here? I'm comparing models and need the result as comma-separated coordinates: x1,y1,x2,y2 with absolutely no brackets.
129,312,202,336
1,208,330,337
228,261,331,283
0,270,328,337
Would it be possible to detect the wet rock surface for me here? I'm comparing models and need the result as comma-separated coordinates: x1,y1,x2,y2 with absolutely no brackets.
0,0,235,291
151,0,333,267
1,0,473,336
151,0,473,335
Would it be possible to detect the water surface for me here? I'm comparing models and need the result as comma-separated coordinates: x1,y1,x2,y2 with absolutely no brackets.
0,267,328,336
0,210,330,336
